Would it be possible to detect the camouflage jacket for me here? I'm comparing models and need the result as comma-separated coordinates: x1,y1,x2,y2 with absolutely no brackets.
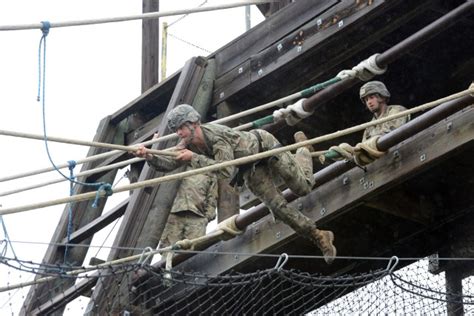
362,105,410,142
171,167,218,220
149,124,261,180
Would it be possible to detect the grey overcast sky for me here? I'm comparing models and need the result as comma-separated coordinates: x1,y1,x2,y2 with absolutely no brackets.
0,1,263,314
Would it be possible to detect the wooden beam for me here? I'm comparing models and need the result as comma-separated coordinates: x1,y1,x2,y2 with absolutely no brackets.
142,0,160,93
365,188,433,224
109,72,178,125
213,0,337,77
30,278,97,316
61,198,129,244
212,0,432,106
216,101,240,222
21,116,120,315
86,57,207,314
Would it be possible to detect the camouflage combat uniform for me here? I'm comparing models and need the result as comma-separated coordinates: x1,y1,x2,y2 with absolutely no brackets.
362,105,410,141
182,123,318,239
147,161,218,248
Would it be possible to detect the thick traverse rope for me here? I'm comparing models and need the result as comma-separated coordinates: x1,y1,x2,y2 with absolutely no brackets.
0,87,472,216
318,136,385,166
0,75,344,183
0,129,178,158
0,1,270,31
0,157,142,197
319,83,474,164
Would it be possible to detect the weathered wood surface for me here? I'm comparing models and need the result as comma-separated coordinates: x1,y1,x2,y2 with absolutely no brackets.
21,116,120,316
86,57,208,314
61,198,129,244
141,0,160,93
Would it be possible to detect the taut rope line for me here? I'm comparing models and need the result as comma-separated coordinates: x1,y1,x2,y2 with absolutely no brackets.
0,87,471,216
0,77,341,183
0,1,271,31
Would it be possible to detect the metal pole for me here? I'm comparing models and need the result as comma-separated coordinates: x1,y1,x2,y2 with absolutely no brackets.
151,94,473,269
302,0,474,114
235,94,474,229
161,22,168,81
446,268,465,316
245,5,251,31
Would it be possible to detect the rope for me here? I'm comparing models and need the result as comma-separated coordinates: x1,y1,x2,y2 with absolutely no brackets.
0,87,471,216
168,32,212,54
0,75,347,183
336,53,387,81
0,1,270,31
0,157,141,197
0,129,178,157
64,160,77,263
35,25,114,211
319,136,385,166
321,84,474,162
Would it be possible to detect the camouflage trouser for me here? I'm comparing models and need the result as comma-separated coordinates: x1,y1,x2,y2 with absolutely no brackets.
160,212,208,248
243,130,317,237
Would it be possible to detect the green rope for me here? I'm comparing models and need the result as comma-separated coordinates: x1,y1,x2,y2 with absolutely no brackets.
323,149,340,160
252,115,274,128
300,77,341,98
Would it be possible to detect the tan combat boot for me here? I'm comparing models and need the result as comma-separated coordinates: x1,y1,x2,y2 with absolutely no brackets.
294,131,314,152
312,229,337,264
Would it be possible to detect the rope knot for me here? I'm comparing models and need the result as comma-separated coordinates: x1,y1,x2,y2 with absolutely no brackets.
67,160,77,171
40,21,51,37
91,183,113,208
337,54,387,81
319,136,385,166
217,215,245,241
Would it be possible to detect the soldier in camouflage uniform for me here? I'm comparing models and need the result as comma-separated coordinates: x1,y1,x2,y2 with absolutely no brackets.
135,104,337,264
157,167,217,248
137,147,218,248
359,81,410,141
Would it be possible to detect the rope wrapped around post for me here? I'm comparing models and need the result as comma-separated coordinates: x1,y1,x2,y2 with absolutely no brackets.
319,136,385,166
172,215,245,252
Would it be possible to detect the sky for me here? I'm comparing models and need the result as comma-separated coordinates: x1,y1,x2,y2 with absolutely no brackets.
0,1,264,314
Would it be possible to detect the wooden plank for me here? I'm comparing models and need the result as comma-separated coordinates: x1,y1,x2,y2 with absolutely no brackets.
257,0,293,18
212,0,379,105
174,108,474,275
214,0,337,76
212,0,431,106
61,198,129,244
216,101,240,222
365,188,433,225
110,72,178,124
30,278,97,316
141,0,160,93
86,57,207,314
21,116,120,315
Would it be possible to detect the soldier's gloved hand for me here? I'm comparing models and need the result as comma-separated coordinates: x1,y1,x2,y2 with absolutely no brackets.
132,145,153,161
273,98,313,126
286,98,313,126
175,149,194,161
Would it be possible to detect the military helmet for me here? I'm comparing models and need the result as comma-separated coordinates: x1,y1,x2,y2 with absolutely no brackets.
167,104,201,132
359,81,390,103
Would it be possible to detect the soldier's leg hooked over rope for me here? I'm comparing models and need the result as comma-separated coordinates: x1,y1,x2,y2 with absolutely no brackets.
244,165,336,264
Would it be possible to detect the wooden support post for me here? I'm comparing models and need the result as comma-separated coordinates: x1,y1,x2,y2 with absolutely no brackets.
21,116,120,315
86,58,207,314
445,268,464,316
216,101,241,222
142,0,160,93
